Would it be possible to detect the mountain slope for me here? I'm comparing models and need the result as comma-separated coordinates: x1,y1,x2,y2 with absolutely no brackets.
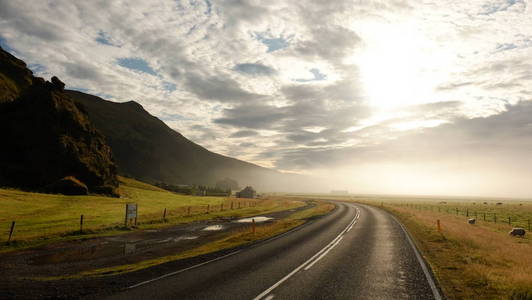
0,47,119,195
67,90,282,189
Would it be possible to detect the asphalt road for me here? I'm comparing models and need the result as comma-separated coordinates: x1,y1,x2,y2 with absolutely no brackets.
106,202,441,300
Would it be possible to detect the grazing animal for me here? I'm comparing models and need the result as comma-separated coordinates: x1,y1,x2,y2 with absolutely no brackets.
483,202,488,205
509,228,526,237
468,218,476,224
496,202,503,205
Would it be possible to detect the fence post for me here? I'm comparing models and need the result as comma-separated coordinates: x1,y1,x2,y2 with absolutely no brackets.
466,209,469,217
252,218,256,234
207,204,210,214
483,213,486,221
508,216,511,225
135,204,138,226
80,214,84,233
163,208,167,221
7,221,15,243
437,219,441,232
124,205,128,227
494,213,497,223
238,202,241,209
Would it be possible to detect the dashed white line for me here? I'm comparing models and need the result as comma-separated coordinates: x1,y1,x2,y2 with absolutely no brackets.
264,295,275,300
253,207,360,300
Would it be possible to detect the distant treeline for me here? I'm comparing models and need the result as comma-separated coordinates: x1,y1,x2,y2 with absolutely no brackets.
155,182,231,197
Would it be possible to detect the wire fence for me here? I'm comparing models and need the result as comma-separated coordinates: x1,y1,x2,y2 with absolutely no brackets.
390,202,531,231
2,199,260,245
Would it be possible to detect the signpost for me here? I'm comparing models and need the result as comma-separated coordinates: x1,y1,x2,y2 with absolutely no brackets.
124,203,138,227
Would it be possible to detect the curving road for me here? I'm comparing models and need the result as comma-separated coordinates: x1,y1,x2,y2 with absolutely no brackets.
106,202,441,300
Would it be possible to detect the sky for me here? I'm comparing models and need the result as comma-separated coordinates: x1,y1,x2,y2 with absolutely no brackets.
1,0,532,198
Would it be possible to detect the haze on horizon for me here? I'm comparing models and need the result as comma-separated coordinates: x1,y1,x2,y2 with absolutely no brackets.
1,0,531,198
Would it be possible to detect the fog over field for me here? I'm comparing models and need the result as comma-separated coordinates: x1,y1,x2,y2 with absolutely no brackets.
1,0,531,197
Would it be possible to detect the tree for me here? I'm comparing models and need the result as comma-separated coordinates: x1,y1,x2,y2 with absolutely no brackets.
215,178,239,191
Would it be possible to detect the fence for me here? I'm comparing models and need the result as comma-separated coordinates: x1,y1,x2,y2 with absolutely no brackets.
2,199,260,244
391,202,531,231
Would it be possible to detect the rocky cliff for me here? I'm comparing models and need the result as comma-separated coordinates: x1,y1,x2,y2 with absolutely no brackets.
0,47,118,196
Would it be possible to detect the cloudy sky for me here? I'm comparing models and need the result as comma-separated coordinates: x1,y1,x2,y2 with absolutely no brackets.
1,0,532,197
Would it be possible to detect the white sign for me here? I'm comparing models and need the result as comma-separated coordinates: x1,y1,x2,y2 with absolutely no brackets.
126,203,137,219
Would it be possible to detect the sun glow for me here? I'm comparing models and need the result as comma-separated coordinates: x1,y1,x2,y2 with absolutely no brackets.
355,22,452,110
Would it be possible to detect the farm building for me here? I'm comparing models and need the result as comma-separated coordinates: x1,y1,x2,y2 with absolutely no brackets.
236,186,256,199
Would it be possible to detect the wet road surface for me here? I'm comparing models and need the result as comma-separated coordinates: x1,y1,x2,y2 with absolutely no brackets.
106,202,441,300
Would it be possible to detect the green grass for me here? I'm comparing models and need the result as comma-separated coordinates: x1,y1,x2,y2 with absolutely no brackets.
0,177,304,251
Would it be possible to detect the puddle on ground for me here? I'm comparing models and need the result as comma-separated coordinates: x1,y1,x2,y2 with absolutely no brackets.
28,235,202,264
202,225,224,231
235,216,273,223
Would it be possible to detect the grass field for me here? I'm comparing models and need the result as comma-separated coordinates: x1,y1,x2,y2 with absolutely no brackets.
0,177,304,251
303,194,532,299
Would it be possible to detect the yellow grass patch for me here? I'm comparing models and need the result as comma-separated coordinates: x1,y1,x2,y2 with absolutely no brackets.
386,205,532,299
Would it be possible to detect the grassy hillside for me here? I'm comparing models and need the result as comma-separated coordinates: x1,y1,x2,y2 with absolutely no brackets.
67,90,285,189
0,177,303,251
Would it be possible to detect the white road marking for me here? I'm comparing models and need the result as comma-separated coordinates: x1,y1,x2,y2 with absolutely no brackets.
264,295,275,300
304,236,343,271
127,250,242,289
125,207,314,290
253,207,360,300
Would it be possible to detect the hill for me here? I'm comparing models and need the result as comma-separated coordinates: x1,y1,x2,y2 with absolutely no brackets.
0,47,118,195
67,90,287,190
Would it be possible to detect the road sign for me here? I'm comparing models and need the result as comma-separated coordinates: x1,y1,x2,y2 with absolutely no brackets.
125,203,138,226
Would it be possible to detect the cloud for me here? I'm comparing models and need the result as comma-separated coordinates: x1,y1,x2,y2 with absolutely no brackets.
230,130,259,138
437,81,476,91
290,25,361,64
214,104,285,129
233,63,276,76
1,0,532,196
64,62,103,81
185,73,266,103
